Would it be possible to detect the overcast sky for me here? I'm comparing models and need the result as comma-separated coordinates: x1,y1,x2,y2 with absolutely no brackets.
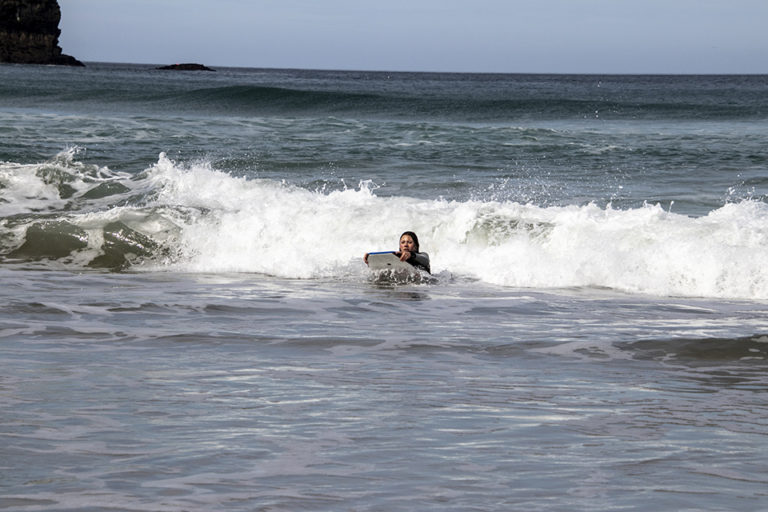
58,0,768,74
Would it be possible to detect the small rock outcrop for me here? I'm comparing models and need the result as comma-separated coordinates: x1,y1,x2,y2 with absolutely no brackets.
0,0,83,66
157,63,215,72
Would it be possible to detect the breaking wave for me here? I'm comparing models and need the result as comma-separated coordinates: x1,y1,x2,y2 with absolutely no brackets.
3,148,768,299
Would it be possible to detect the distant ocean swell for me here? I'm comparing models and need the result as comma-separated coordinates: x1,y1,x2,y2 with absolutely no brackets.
85,83,768,119
3,149,768,299
5,79,768,120
171,85,723,119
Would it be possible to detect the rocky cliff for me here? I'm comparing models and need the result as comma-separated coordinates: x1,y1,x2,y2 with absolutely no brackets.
0,0,83,65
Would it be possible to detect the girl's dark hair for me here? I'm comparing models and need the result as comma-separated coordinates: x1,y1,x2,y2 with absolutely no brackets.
400,231,420,252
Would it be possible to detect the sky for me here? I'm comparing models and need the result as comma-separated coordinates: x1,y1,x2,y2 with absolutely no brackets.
58,0,768,74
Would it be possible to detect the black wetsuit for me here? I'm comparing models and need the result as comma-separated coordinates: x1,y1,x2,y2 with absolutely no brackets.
405,251,431,274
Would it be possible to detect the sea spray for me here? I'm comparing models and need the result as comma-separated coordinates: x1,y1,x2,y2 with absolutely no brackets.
3,151,768,298
440,200,768,298
134,160,768,298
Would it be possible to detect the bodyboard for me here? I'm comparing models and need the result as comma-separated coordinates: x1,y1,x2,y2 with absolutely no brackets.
366,252,416,272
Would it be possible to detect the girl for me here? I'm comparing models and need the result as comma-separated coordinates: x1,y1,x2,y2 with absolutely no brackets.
364,231,431,274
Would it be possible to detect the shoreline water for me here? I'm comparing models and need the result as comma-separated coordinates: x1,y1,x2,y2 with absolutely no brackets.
2,263,768,510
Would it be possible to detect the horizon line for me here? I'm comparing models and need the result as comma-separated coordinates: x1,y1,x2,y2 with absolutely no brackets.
72,60,768,77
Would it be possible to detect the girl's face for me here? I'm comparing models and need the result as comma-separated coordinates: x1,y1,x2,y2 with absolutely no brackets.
399,235,416,253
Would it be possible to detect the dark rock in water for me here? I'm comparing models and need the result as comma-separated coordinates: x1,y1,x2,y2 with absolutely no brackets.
157,63,215,72
0,0,83,66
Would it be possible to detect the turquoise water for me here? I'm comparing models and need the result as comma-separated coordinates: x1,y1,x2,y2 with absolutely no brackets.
1,63,768,511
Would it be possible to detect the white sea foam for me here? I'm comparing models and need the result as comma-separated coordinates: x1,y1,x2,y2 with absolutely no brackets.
130,155,768,299
0,147,130,216
0,160,67,216
4,152,768,299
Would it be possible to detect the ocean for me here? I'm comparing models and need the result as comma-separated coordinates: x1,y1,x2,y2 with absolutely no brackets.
1,62,768,511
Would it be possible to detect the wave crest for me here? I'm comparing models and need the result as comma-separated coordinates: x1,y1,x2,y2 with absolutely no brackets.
3,151,768,298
